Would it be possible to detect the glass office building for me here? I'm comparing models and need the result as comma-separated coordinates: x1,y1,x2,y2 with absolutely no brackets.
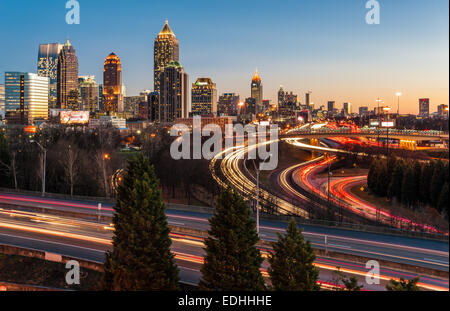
0,84,5,119
37,43,63,109
154,20,179,94
191,78,217,116
5,72,49,125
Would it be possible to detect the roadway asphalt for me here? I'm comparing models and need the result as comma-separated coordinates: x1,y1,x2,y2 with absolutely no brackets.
0,210,448,291
0,192,448,274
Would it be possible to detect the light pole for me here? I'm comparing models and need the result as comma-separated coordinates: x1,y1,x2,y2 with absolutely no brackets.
31,140,46,196
396,92,402,115
376,98,383,146
251,160,260,236
383,107,392,158
327,155,332,206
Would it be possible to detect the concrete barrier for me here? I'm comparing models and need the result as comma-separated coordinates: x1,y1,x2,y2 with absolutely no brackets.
0,244,104,272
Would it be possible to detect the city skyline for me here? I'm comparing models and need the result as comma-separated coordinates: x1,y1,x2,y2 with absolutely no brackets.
0,0,448,114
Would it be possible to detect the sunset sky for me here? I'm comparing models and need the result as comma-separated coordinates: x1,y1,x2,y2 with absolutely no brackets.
0,0,448,114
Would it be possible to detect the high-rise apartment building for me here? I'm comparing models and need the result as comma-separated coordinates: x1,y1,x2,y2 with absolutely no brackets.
154,20,179,94
419,98,430,117
57,39,79,109
251,70,263,115
159,61,189,123
78,76,99,112
37,43,63,109
5,72,49,124
103,53,123,114
191,78,217,116
218,93,240,116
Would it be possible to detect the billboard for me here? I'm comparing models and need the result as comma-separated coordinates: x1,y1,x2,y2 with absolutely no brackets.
381,121,395,128
60,111,90,124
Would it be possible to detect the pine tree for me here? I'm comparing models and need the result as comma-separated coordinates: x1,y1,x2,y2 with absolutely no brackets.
386,278,420,291
413,161,422,202
437,183,449,216
103,155,179,290
401,165,416,208
388,162,404,201
367,159,378,192
376,162,388,196
430,160,446,207
268,218,319,291
199,188,265,290
420,161,435,204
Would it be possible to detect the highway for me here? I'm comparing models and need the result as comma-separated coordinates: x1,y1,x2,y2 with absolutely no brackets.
0,207,448,291
0,191,449,290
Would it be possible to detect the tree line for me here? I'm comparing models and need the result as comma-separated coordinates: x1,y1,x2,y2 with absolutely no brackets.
0,127,122,197
0,126,219,206
103,155,419,291
368,157,449,219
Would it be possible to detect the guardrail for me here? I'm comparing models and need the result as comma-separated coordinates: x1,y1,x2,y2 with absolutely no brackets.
285,128,449,138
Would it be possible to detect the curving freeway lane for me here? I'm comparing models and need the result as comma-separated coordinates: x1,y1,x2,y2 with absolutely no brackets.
0,207,448,291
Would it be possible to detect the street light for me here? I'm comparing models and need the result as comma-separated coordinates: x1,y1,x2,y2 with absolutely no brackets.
30,140,46,196
396,92,402,115
376,98,384,146
383,106,392,159
251,159,261,236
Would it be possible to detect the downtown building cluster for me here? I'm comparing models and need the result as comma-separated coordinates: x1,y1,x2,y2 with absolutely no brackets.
0,21,448,129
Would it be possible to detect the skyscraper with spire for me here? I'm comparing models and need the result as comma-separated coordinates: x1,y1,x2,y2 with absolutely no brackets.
251,70,263,115
57,39,79,109
103,52,123,113
154,20,179,94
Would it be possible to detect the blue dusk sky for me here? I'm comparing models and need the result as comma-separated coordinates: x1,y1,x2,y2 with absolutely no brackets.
0,0,448,113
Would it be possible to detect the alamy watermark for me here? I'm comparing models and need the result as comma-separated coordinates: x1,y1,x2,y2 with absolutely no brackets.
366,0,380,25
66,0,80,25
169,116,279,171
65,260,80,285
365,260,380,285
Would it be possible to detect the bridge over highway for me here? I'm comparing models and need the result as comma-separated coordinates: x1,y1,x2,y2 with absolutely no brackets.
282,128,449,142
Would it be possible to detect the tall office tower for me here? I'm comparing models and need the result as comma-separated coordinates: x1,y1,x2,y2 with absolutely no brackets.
0,84,5,118
437,104,449,117
218,93,240,116
359,106,369,116
191,78,217,116
251,70,263,115
124,95,147,117
244,97,256,115
278,86,285,107
5,72,49,124
78,76,99,112
159,61,189,123
343,102,352,116
103,53,123,114
57,39,79,109
98,84,103,111
419,98,430,117
37,43,63,109
305,92,312,110
284,92,298,109
154,20,179,94
327,101,335,113
147,92,160,121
